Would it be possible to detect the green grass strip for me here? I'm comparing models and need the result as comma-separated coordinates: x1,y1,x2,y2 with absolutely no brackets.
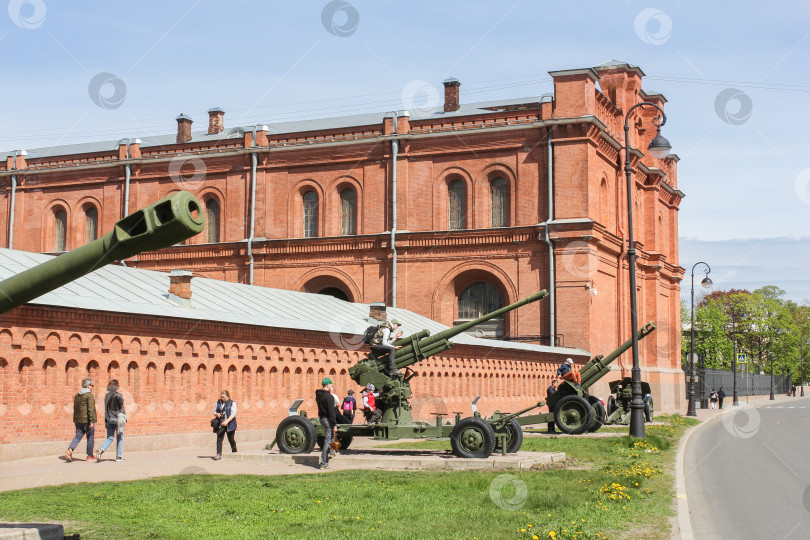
0,415,697,540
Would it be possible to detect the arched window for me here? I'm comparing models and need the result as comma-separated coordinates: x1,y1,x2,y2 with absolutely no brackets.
490,177,508,227
448,179,467,230
54,208,67,251
85,207,98,243
205,199,220,243
456,282,503,338
303,191,318,238
340,188,356,235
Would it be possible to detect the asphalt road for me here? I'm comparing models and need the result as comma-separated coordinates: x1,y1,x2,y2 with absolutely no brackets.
685,397,810,539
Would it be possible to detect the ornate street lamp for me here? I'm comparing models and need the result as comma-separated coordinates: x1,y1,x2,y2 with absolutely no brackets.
766,336,774,400
624,102,672,438
687,262,712,417
802,338,808,397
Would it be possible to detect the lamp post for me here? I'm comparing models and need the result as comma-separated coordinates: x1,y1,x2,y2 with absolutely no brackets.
802,338,808,397
624,102,672,438
687,262,712,417
766,336,774,400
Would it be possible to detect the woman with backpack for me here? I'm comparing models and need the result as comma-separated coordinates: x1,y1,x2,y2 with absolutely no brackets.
341,389,357,423
709,388,718,409
213,390,237,460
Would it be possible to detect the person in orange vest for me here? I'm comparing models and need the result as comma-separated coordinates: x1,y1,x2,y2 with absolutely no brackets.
556,358,581,385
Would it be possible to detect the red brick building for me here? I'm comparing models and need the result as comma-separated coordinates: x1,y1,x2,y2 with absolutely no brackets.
0,62,686,454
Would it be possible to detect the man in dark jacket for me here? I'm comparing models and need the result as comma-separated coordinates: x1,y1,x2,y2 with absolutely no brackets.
546,380,558,433
316,377,338,470
96,379,126,462
66,378,97,462
717,387,726,409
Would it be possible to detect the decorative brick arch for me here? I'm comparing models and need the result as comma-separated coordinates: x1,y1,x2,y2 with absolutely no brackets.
43,199,71,252
327,175,363,236
295,266,361,303
482,163,517,228
431,261,518,330
75,195,102,246
434,166,474,230
289,179,325,238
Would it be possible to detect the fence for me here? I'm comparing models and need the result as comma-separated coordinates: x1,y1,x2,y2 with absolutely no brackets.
685,368,792,405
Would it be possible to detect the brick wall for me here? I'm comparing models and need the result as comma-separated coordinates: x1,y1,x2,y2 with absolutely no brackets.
0,305,578,454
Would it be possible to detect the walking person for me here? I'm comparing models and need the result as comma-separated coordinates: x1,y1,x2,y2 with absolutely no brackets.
213,390,237,460
709,388,718,409
95,379,126,462
369,319,404,376
717,387,726,409
316,377,338,470
341,389,357,424
546,380,558,434
66,378,97,462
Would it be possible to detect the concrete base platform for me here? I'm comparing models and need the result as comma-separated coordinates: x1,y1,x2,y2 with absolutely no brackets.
0,523,64,540
224,448,566,470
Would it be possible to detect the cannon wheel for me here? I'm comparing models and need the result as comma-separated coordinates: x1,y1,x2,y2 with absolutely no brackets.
607,395,618,416
276,416,317,454
644,396,654,422
554,395,594,435
587,396,606,433
494,418,524,454
450,417,496,458
316,432,354,451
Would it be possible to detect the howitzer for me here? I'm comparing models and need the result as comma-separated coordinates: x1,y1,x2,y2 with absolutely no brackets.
487,322,657,436
603,377,654,425
0,191,205,315
272,290,549,458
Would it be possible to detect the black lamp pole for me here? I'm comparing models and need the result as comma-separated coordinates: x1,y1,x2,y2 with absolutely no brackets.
688,262,712,417
624,102,671,438
768,337,775,400
802,339,807,397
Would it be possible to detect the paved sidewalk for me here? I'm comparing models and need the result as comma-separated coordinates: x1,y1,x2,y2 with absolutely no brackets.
0,432,563,492
0,439,320,493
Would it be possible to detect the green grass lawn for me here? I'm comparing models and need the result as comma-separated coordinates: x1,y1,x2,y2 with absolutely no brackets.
0,416,697,540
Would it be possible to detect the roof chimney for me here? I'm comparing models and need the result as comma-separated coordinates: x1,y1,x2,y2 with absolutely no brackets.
168,269,193,306
208,107,224,135
176,114,193,144
369,302,387,324
443,78,461,112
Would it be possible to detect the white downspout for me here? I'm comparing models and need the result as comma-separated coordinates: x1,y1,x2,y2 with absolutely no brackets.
123,139,133,219
247,126,264,285
544,133,556,345
389,112,402,308
121,139,137,266
8,150,24,249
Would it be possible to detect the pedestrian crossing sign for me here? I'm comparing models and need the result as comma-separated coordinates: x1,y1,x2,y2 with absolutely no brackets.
737,353,746,364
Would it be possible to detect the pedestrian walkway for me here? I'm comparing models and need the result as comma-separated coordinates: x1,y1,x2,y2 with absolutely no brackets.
0,432,565,492
0,439,318,493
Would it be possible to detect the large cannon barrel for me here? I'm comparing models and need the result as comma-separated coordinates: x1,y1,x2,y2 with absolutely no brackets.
0,191,205,314
580,322,656,388
421,289,548,347
365,290,548,373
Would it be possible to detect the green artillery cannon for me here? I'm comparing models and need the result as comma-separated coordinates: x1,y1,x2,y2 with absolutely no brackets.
604,377,654,425
0,191,205,314
271,290,549,458
484,322,657,439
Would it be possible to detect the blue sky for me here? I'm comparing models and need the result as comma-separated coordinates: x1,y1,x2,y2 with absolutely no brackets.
2,1,809,301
